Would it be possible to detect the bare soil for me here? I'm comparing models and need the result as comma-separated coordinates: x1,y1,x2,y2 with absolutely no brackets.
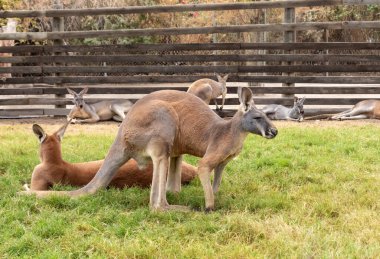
0,117,379,136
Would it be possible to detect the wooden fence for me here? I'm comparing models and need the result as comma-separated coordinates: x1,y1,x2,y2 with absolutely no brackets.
0,0,380,118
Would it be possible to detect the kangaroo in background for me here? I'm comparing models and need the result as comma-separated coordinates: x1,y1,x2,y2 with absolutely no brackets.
21,88,277,212
24,121,197,191
262,96,306,122
305,99,380,120
67,87,133,123
187,74,229,110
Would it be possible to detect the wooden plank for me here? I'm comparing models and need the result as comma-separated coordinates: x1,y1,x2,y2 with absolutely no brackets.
2,43,380,54
0,107,351,118
43,108,70,116
3,64,380,74
1,21,380,40
2,1,378,18
1,97,379,106
2,75,380,84
219,108,348,117
2,54,379,64
1,86,379,95
0,109,44,116
219,98,380,106
2,1,376,19
0,88,45,95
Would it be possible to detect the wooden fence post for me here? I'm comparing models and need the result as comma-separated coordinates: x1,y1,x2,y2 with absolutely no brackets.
283,7,295,97
52,0,65,112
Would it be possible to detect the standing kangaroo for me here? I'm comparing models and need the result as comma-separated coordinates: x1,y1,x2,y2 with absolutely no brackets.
21,87,277,212
262,97,306,121
187,74,229,110
67,87,133,123
25,121,197,191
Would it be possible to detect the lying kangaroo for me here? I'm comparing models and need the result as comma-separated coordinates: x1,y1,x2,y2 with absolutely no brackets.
304,100,380,120
187,74,229,110
24,121,197,191
67,87,133,123
262,96,306,121
21,87,277,212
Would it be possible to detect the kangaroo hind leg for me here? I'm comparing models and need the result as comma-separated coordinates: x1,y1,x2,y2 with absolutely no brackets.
166,155,183,193
110,103,130,121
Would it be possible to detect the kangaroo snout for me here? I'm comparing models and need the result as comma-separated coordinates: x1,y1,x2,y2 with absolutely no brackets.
265,127,278,139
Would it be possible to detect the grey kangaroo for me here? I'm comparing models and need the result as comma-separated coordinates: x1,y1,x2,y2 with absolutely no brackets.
21,87,277,212
67,87,133,123
262,96,306,121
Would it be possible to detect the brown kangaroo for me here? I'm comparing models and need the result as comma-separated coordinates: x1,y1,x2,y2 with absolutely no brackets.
25,121,197,191
21,87,277,212
305,100,380,120
187,74,229,110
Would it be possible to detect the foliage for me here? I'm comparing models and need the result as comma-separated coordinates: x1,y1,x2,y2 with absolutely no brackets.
2,0,379,44
0,121,379,257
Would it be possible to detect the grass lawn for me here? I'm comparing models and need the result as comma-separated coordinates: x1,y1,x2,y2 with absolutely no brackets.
0,119,379,258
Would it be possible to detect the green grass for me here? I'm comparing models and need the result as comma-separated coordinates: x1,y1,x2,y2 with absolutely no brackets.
0,122,379,258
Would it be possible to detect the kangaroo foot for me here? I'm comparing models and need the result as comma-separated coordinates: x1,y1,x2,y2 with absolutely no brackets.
23,184,30,191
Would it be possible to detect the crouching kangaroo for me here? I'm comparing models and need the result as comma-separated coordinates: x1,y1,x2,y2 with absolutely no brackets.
67,87,133,123
24,121,197,191
21,87,277,212
262,96,305,121
187,74,229,110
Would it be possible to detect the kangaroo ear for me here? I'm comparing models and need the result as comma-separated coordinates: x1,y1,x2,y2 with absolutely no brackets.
55,120,71,141
79,87,89,96
238,87,253,112
216,74,222,81
32,124,47,143
223,74,229,81
67,88,77,96
298,97,306,105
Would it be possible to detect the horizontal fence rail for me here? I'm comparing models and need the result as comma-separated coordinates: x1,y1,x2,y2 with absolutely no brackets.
2,65,380,74
0,0,377,18
2,76,380,85
1,54,380,63
2,86,380,96
1,21,380,40
2,43,380,54
0,97,377,106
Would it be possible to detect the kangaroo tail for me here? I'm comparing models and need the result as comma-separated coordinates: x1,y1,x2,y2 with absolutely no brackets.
304,113,336,120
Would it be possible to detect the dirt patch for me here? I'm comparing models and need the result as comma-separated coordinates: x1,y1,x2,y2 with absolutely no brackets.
0,117,121,135
0,117,379,135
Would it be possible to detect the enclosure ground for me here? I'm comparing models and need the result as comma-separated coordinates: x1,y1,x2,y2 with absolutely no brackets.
0,117,379,258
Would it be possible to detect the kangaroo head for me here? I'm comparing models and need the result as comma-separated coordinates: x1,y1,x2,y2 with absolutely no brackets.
290,96,306,120
67,87,88,109
32,121,70,161
238,87,277,139
32,121,70,144
67,87,89,120
216,73,229,95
